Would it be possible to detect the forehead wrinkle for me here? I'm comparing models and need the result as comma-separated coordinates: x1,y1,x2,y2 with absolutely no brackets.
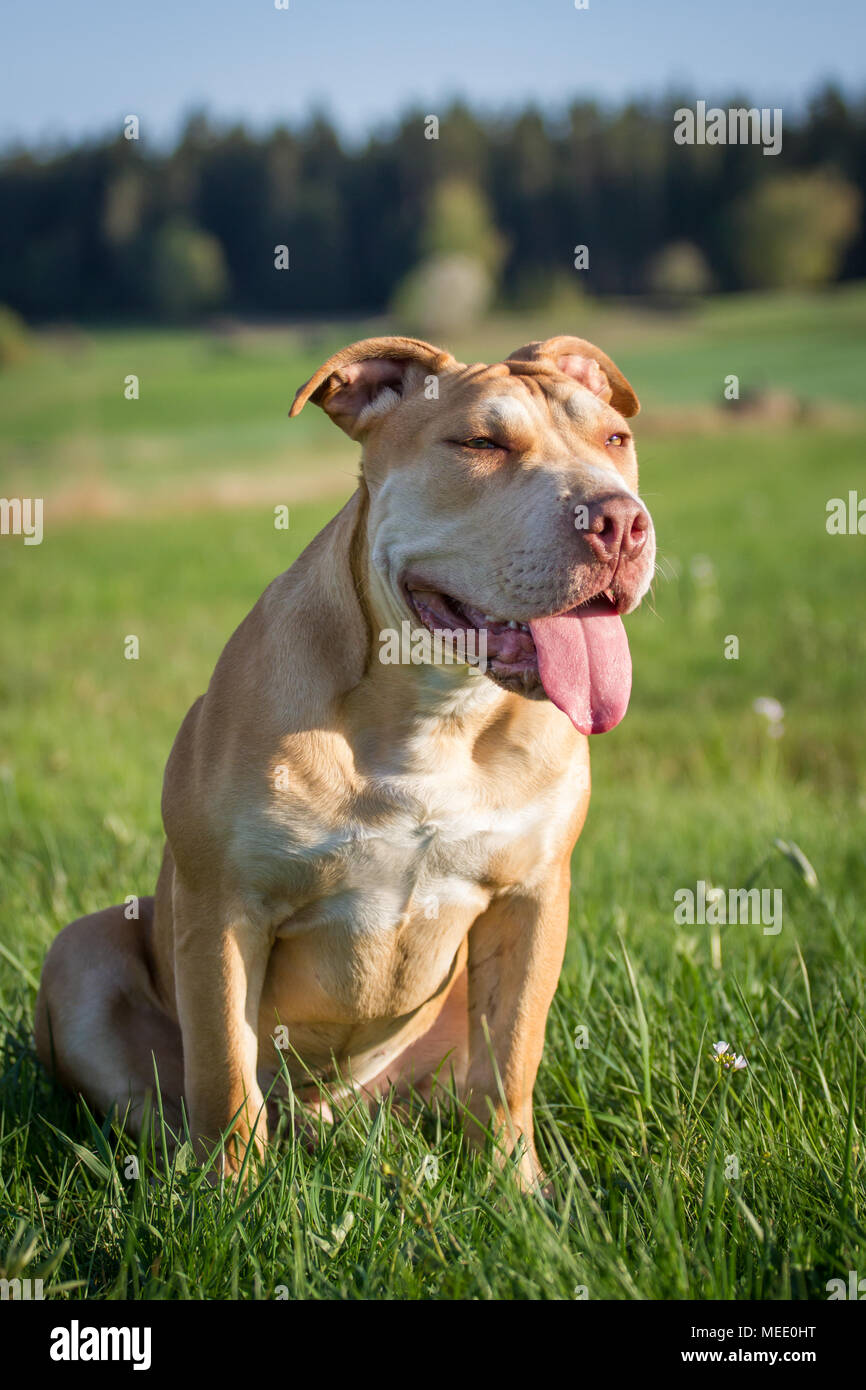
451,361,509,390
504,363,609,425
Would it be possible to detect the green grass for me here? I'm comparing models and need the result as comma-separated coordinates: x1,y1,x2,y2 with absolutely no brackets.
1,291,865,1300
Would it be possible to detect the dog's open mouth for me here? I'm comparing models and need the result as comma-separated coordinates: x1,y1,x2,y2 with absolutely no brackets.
404,581,632,735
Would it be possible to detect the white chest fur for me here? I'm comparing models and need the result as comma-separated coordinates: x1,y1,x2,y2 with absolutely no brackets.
245,770,564,1031
228,683,585,1025
233,751,572,943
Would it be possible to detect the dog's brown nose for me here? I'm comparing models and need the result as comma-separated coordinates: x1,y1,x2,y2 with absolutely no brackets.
585,496,648,565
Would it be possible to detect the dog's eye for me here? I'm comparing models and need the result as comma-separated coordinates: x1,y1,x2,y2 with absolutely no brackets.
462,437,500,450
605,433,627,447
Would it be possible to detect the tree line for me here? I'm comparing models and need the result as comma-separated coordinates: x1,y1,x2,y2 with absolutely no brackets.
1,87,864,324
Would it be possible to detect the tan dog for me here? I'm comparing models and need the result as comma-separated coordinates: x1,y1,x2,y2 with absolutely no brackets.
35,333,655,1188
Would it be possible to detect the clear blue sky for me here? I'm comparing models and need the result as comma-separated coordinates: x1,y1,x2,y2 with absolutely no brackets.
1,0,864,149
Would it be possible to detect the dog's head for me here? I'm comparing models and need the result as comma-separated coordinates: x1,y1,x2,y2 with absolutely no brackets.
290,334,655,735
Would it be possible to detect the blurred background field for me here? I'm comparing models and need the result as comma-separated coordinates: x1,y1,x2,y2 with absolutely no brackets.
2,286,865,510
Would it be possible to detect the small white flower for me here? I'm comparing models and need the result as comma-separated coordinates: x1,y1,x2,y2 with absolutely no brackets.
753,697,784,738
753,697,784,723
712,1040,748,1073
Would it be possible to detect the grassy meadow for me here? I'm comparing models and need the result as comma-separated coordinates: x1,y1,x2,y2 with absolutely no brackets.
0,288,864,1300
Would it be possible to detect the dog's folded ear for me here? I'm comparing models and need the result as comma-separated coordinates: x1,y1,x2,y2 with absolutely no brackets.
506,335,640,418
290,336,455,440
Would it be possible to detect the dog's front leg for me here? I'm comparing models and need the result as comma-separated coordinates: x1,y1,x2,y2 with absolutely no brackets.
464,866,570,1190
172,881,270,1175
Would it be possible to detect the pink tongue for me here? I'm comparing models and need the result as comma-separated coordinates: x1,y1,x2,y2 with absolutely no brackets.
529,604,632,735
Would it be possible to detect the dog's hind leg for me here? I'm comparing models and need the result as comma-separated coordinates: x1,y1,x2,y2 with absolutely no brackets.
34,898,185,1140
